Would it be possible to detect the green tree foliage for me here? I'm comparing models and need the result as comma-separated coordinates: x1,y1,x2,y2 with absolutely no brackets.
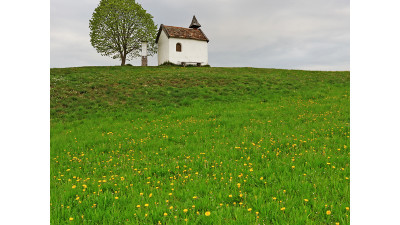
89,0,157,66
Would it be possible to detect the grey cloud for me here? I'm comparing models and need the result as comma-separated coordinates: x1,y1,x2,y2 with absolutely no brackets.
51,0,349,70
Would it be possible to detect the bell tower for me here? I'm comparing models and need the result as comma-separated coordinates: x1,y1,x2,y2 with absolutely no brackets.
189,15,201,29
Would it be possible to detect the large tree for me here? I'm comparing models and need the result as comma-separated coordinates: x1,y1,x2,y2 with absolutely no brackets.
89,0,157,66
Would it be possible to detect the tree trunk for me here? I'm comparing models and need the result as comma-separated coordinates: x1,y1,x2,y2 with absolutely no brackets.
121,56,126,66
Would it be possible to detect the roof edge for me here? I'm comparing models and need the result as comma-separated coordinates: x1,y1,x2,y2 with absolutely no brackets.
156,24,209,43
155,24,170,43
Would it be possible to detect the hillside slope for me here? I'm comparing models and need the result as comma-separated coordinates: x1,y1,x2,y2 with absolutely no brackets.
51,66,349,121
50,66,350,224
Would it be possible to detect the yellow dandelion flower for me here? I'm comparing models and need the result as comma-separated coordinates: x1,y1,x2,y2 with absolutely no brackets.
346,207,350,211
72,185,76,189
169,206,173,210
183,209,188,213
164,213,168,216
205,211,211,216
69,217,73,221
140,193,143,196
281,207,285,211
326,210,332,215
304,199,309,202
193,196,198,199
149,193,152,198
144,204,149,207
229,195,232,198
260,177,263,180
292,166,295,169
115,197,119,200
248,208,252,212
136,205,141,208
336,223,340,225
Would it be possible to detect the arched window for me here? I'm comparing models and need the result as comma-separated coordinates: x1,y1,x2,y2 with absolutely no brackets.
176,43,182,52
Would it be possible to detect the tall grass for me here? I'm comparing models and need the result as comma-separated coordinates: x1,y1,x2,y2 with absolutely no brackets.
51,66,350,224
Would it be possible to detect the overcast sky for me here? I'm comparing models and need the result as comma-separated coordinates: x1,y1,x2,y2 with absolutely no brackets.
51,0,349,70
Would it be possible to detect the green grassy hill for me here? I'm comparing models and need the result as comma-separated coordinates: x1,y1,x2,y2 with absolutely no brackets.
51,66,350,224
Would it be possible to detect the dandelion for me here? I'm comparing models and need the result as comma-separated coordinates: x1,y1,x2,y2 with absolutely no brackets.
281,207,285,211
193,196,198,199
205,211,211,216
115,197,119,200
169,206,173,210
136,205,141,208
248,208,252,212
346,207,350,211
183,209,188,213
144,204,149,207
72,185,76,189
229,195,232,198
164,213,168,216
260,177,263,180
291,166,295,169
326,210,332,215
69,217,74,221
149,193,152,198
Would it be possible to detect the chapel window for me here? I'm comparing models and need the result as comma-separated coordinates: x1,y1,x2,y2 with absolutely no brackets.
176,43,182,52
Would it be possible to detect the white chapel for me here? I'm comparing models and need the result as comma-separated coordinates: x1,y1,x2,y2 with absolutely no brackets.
155,16,209,66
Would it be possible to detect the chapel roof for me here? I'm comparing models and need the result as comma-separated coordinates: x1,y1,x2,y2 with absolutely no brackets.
155,24,209,43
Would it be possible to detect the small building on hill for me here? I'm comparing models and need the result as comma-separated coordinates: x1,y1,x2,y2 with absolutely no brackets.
156,16,209,66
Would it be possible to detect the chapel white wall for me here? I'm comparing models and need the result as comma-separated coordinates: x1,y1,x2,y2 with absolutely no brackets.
168,38,208,65
157,31,169,65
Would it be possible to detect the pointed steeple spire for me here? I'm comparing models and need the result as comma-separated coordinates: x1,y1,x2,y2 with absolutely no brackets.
189,15,201,29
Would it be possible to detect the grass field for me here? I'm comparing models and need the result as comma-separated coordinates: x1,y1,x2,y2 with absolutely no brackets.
50,66,350,224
